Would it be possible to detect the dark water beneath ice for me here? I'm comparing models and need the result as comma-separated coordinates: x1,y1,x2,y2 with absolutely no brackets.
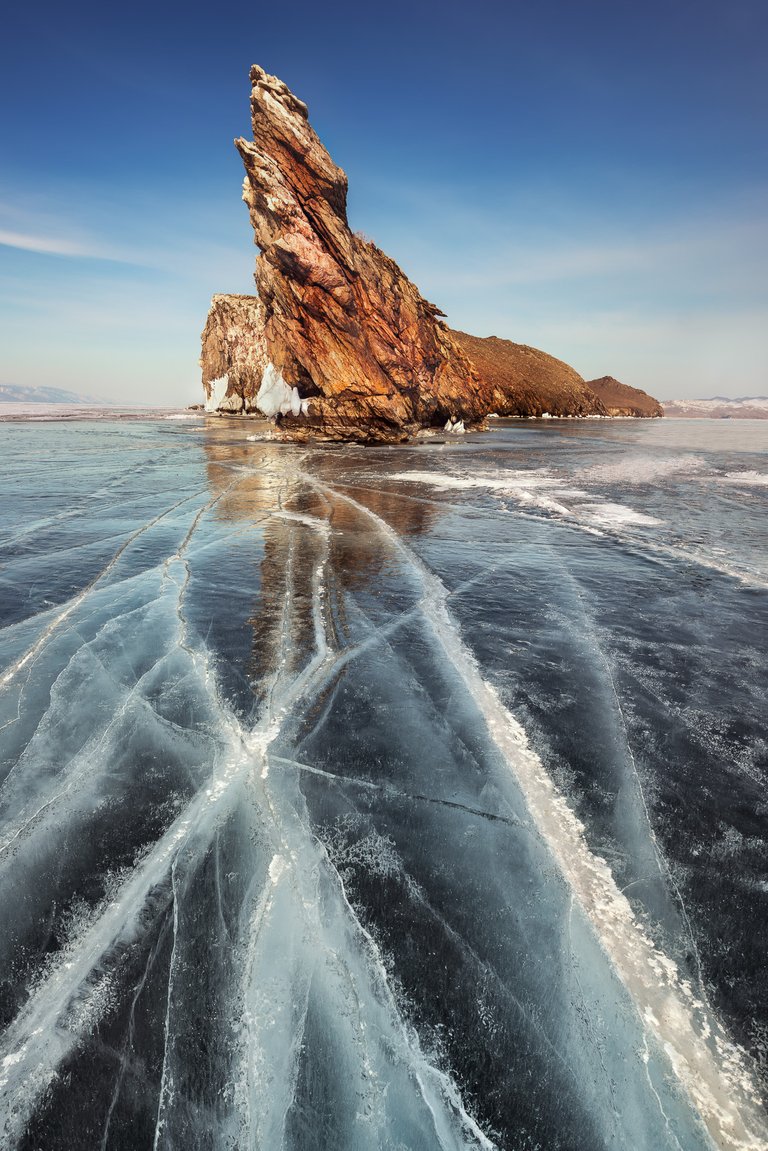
0,416,766,1150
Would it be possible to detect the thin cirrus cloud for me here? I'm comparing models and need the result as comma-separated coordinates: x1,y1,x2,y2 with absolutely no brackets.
426,228,768,296
0,190,180,267
354,172,768,302
0,192,134,261
0,182,256,278
0,225,142,264
0,228,100,257
374,190,768,299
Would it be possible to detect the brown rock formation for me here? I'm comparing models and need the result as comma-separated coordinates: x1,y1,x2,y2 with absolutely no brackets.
201,66,664,438
450,332,607,417
202,65,490,442
200,294,267,412
585,376,663,418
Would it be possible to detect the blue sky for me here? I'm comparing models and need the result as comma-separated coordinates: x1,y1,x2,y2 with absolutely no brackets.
1,0,766,404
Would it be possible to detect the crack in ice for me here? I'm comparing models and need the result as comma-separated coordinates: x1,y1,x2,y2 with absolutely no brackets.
306,474,768,1151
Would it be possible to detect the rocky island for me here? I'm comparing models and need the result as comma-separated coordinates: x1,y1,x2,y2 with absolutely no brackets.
201,66,662,441
585,376,663,418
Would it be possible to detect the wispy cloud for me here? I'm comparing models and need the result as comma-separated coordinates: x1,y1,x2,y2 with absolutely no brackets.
0,191,139,261
355,176,768,305
0,228,118,259
0,187,252,279
397,211,768,298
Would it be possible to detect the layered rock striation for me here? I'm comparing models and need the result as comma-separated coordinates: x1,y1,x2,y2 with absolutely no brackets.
202,66,491,441
202,66,662,439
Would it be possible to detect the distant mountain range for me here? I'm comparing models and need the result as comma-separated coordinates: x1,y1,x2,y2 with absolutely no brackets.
0,383,112,405
663,396,768,419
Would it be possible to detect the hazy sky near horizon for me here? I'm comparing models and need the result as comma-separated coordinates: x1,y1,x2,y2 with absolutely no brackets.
1,0,766,405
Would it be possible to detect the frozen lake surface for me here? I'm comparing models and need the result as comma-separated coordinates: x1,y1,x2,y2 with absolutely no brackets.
0,416,766,1149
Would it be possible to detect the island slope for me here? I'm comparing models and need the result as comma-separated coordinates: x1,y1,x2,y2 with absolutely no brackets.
451,332,608,417
585,376,663,418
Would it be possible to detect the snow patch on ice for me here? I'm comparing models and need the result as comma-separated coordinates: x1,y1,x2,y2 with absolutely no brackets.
721,470,768,487
574,502,663,527
444,418,466,434
391,468,565,495
268,854,287,885
255,363,308,419
579,455,708,485
256,363,292,417
204,376,229,412
391,468,661,533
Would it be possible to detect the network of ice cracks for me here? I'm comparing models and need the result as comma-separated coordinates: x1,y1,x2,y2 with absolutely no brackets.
0,447,765,1151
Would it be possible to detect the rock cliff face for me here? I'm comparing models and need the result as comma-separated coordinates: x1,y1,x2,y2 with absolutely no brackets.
201,66,663,439
202,65,491,441
201,294,267,412
585,376,663,418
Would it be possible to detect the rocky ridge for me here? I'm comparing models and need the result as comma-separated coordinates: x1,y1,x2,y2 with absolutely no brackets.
585,376,663,418
451,333,609,418
0,383,111,405
202,66,662,440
